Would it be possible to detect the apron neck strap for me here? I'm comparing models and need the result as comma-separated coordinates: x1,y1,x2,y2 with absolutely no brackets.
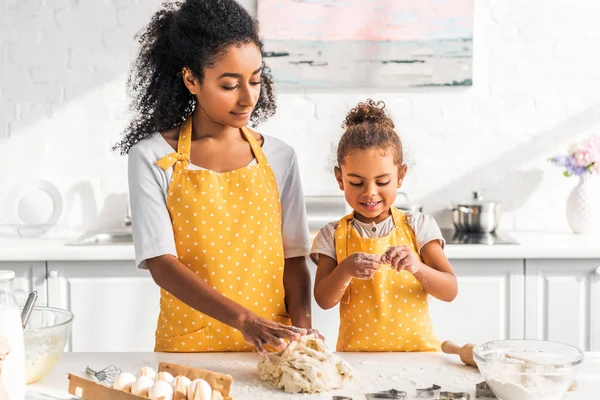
390,207,406,227
240,127,267,165
177,118,193,158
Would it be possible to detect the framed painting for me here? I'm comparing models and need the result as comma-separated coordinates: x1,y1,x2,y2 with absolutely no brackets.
257,0,473,88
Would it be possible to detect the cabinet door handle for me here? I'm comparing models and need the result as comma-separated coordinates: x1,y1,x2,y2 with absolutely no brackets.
47,270,61,307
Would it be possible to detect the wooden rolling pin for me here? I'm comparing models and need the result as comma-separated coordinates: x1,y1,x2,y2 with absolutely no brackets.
441,341,477,367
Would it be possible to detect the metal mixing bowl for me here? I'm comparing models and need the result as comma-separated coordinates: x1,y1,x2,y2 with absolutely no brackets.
21,306,73,384
473,339,583,400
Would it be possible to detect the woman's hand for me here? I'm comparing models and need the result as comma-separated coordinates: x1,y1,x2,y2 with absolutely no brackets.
306,328,326,341
239,313,307,355
341,252,383,280
381,245,420,274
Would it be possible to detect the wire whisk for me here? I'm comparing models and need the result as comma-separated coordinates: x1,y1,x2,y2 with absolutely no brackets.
85,364,121,387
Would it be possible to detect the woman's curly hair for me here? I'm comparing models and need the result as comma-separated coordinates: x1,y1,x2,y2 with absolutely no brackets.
114,0,276,155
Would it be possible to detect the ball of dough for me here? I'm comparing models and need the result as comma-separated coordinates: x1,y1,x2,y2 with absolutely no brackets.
156,371,175,384
188,379,212,400
132,375,155,397
138,366,157,379
113,372,137,392
257,334,354,394
149,380,174,400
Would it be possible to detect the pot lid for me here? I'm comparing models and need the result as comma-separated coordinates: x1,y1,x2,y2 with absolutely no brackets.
454,190,500,207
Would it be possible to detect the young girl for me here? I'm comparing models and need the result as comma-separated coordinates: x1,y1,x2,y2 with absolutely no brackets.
116,0,314,354
312,100,458,352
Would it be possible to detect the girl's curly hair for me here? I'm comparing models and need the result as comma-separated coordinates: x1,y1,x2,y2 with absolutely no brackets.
114,0,276,154
337,99,403,166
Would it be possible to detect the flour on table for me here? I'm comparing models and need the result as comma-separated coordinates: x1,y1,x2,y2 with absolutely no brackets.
257,335,354,394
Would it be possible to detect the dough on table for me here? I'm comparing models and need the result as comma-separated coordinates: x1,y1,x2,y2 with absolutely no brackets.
257,334,354,394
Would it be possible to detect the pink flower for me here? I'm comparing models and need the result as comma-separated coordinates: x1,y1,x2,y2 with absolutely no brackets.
572,138,600,168
551,134,600,177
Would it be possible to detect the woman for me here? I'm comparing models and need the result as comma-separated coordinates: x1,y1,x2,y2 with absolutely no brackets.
116,0,314,354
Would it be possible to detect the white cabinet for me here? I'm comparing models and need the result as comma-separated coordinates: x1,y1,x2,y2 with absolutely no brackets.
429,259,525,345
525,259,600,351
0,261,47,306
308,259,340,350
46,261,160,352
5,256,597,352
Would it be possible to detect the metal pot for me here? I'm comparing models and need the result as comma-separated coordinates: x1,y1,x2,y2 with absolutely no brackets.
451,191,502,233
394,192,423,214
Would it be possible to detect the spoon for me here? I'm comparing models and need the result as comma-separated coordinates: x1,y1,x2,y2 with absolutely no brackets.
21,290,38,329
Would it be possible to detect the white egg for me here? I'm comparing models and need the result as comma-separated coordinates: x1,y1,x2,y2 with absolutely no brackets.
188,379,212,400
156,371,175,384
172,375,192,399
113,372,137,392
149,380,174,400
138,366,157,379
132,375,155,397
171,375,192,389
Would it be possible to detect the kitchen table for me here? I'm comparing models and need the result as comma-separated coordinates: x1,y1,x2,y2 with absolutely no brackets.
28,351,600,399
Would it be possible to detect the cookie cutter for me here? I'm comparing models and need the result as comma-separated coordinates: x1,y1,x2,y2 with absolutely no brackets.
364,389,408,399
439,392,470,400
416,384,442,398
475,381,496,398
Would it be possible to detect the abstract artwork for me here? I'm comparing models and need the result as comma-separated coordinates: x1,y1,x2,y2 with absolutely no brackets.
257,0,473,88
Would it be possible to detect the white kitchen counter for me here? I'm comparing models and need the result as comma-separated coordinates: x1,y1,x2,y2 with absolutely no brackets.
0,231,599,261
27,351,600,399
0,236,135,261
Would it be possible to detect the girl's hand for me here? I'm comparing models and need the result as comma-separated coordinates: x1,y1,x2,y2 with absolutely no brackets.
341,252,383,280
239,313,307,356
381,245,420,274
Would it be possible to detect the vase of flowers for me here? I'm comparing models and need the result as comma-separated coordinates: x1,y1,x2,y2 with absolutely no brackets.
550,135,600,234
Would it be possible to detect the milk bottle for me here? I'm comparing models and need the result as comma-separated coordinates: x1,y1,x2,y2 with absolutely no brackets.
0,270,25,400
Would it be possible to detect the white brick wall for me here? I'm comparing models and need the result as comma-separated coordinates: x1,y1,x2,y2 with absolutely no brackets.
1,0,599,232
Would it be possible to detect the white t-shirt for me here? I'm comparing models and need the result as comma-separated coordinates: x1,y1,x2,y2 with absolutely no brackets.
310,212,445,264
128,132,312,269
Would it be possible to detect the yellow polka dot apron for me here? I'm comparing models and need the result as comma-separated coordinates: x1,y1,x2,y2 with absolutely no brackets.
154,119,289,352
334,207,440,352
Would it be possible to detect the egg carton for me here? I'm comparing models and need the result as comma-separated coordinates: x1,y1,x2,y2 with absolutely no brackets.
67,362,234,400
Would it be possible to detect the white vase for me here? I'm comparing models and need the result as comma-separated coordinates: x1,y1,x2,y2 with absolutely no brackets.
566,174,600,234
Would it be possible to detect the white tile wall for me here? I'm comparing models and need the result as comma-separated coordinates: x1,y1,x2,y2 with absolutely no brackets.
1,0,600,232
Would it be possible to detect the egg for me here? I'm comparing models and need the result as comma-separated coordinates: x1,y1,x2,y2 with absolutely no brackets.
156,371,175,384
149,380,174,400
187,379,212,400
112,372,137,392
138,366,157,379
132,375,155,397
171,375,192,389
171,375,192,400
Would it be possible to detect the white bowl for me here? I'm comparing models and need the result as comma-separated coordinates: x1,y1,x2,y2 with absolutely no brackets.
473,339,583,400
22,306,73,384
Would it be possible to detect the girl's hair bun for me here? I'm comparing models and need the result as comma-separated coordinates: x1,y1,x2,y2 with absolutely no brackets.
343,99,394,129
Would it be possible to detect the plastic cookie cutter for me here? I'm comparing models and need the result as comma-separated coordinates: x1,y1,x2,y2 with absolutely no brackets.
439,392,471,400
364,389,408,399
475,381,496,398
416,384,441,398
